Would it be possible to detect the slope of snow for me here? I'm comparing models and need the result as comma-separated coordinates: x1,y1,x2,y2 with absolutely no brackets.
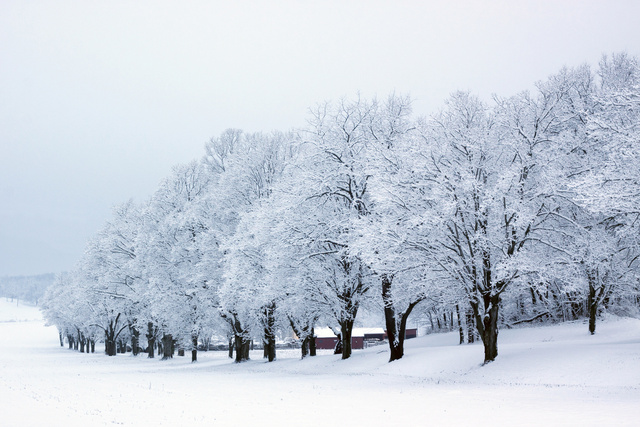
0,300,638,426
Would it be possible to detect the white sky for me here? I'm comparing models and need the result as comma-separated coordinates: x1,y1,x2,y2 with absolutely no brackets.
1,0,639,276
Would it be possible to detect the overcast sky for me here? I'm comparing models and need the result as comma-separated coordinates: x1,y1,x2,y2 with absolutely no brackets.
1,0,639,277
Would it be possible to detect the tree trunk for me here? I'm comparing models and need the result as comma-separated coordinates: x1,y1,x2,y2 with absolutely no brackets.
228,337,234,359
234,335,251,362
382,274,422,362
104,314,124,356
382,274,405,361
161,334,173,360
333,333,342,354
264,310,276,362
473,294,500,364
456,305,464,345
58,330,64,347
309,327,316,357
191,335,198,362
147,337,155,358
301,336,309,358
390,307,418,362
234,334,250,363
262,302,276,362
90,340,95,353
290,318,314,359
382,274,400,361
130,324,140,356
146,322,156,358
104,330,117,356
588,283,598,335
229,314,251,363
339,320,354,360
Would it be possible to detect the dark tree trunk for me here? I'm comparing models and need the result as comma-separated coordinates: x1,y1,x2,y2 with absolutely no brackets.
339,319,355,360
289,317,315,359
104,314,124,356
472,293,500,364
456,304,464,345
230,314,251,363
309,327,316,357
586,267,609,335
147,338,155,358
104,331,117,356
130,324,140,356
58,330,64,347
67,334,74,350
90,339,95,353
588,283,598,335
382,274,399,361
228,337,234,359
146,322,156,359
333,333,342,354
234,334,251,363
263,303,276,362
191,335,198,362
161,334,173,360
266,335,275,362
382,274,422,362
301,336,309,358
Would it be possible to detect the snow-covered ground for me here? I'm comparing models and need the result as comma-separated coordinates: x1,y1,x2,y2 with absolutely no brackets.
1,299,639,426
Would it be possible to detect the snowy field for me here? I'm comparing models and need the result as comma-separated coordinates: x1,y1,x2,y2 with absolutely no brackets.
1,299,639,426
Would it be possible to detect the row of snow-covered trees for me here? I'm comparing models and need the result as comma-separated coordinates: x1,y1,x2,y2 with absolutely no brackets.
42,53,640,364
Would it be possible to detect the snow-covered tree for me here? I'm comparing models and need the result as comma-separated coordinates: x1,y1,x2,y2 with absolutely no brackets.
136,161,217,361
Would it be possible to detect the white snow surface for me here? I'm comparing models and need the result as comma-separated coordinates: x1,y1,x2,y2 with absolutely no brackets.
1,299,639,426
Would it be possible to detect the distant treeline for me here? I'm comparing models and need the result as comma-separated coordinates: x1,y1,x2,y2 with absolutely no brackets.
0,274,55,305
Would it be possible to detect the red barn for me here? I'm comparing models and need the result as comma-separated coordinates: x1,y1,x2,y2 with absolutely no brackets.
314,328,385,350
313,327,418,350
